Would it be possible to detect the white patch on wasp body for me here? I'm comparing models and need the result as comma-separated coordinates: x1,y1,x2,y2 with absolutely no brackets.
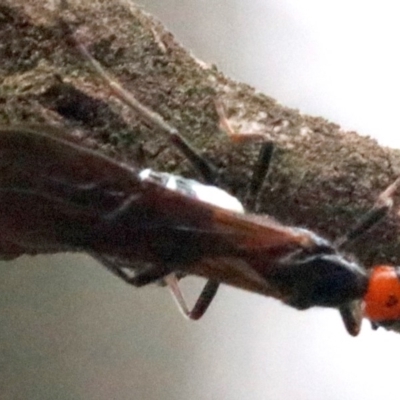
139,169,244,213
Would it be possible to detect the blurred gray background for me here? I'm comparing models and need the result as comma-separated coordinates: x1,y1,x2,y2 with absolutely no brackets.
2,1,400,399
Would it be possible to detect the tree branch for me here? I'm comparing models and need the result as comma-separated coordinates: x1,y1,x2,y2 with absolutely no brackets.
1,0,400,279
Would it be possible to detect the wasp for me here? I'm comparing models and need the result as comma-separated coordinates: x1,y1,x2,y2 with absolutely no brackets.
61,16,400,336
2,13,398,337
1,124,400,336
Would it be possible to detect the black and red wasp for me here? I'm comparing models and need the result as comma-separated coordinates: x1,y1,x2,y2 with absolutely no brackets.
1,124,400,337
2,13,400,337
57,17,400,336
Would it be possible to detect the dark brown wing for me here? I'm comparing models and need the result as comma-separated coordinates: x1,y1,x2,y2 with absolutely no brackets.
0,125,143,256
0,126,238,260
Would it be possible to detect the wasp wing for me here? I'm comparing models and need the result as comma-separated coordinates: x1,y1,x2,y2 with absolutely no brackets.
0,126,238,259
0,125,144,256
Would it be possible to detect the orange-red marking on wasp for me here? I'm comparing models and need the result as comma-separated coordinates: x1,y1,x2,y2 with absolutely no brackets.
364,266,400,330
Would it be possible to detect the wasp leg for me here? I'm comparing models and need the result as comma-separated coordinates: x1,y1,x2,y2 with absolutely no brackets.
97,253,220,318
93,253,177,287
128,264,181,287
94,251,220,317
165,274,220,320
164,274,220,320
246,142,274,212
91,253,138,284
168,134,218,184
336,176,400,248
214,99,274,211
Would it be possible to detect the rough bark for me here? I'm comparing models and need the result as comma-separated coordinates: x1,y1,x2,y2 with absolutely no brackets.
1,0,400,281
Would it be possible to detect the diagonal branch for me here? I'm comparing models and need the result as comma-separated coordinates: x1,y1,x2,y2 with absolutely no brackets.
1,0,400,280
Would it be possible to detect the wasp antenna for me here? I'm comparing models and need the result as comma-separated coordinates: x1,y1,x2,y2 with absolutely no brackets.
168,134,218,184
59,15,218,183
246,142,274,212
335,176,400,248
